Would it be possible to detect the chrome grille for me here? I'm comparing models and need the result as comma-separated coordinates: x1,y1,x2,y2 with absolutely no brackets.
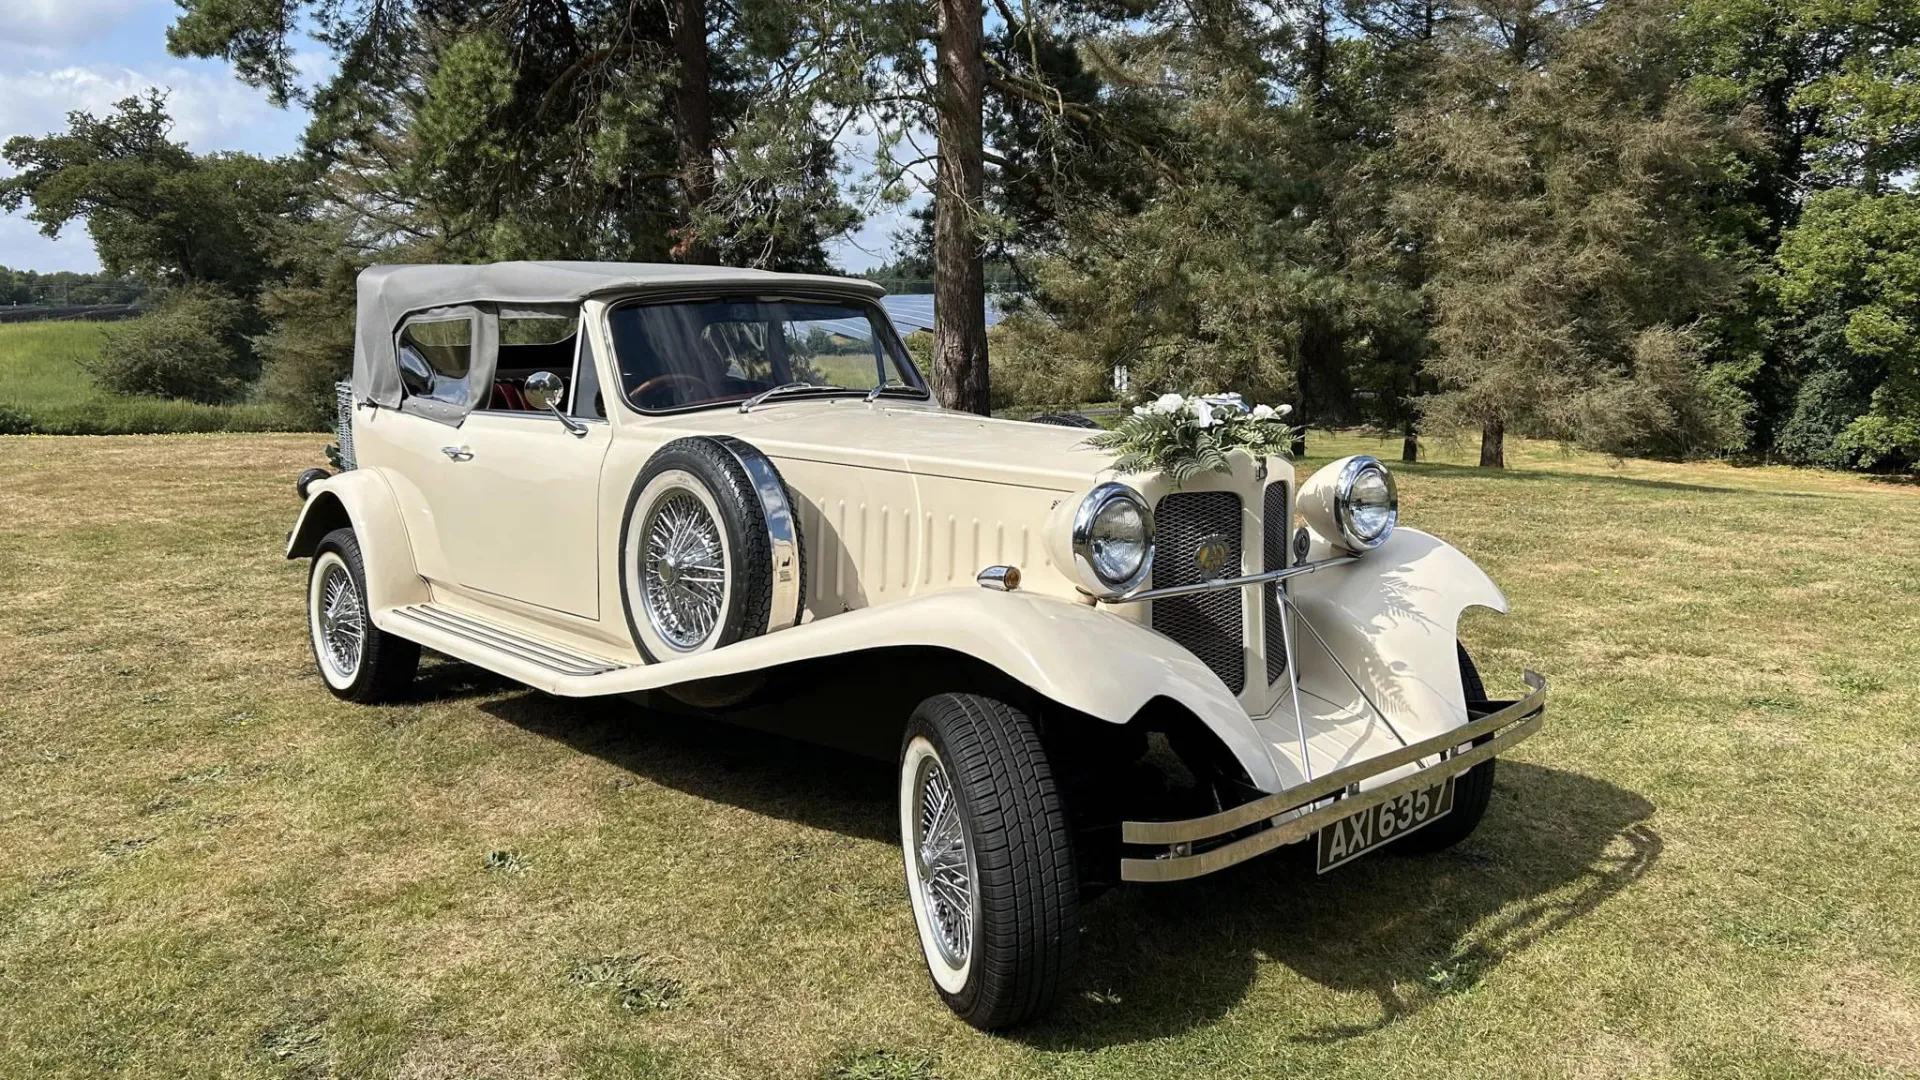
334,381,358,470
1263,481,1290,684
1151,491,1245,693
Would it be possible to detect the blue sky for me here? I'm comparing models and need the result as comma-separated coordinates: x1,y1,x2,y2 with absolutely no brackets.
0,1,906,273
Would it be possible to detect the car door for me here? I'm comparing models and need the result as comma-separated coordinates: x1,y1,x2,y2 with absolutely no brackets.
431,309,613,620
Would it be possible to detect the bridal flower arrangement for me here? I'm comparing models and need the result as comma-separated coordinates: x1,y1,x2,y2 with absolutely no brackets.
1085,392,1295,484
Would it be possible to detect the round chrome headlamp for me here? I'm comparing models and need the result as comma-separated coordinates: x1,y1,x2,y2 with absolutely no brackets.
1334,456,1398,550
1071,482,1155,598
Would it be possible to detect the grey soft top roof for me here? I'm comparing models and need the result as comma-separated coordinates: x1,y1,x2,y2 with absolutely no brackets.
352,261,886,408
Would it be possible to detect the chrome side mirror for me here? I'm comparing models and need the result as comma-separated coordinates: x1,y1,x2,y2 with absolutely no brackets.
523,370,565,411
523,370,588,436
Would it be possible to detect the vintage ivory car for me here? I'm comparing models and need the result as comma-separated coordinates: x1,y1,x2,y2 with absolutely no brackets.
287,262,1548,1029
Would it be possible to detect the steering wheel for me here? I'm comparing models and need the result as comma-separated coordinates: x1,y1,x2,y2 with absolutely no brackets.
629,372,718,408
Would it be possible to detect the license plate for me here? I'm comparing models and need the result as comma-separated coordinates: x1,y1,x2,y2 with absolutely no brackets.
1315,776,1455,874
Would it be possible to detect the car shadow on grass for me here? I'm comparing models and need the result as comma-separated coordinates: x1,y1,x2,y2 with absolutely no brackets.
476,682,1655,1049
1024,761,1659,1050
478,685,900,844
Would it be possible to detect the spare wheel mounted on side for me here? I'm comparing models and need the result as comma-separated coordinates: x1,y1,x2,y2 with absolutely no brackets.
618,436,806,685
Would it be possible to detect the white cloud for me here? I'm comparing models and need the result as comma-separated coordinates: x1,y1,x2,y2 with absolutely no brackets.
0,64,302,155
0,0,165,48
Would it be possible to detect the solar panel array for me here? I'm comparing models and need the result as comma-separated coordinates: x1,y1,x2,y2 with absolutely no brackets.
807,294,1009,342
879,294,1007,334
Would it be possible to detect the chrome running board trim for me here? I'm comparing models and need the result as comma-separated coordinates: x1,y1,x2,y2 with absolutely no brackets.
390,604,627,677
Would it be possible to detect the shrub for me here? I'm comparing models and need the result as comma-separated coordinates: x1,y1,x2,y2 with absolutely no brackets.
1775,367,1873,469
88,286,256,403
0,404,32,434
985,317,1110,413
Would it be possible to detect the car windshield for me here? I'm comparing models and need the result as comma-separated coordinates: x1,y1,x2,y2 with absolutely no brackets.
607,296,926,412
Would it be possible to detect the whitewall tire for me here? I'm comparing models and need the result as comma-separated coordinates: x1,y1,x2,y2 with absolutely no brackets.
899,694,1080,1029
618,437,804,670
306,528,419,703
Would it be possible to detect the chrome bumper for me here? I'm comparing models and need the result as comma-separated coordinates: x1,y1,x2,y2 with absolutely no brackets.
1119,671,1548,882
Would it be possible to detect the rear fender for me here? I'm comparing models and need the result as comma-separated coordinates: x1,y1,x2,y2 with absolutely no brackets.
284,469,427,613
1286,527,1507,744
594,589,1287,792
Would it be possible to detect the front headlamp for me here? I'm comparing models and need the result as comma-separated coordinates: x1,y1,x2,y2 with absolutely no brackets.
1333,456,1398,550
1298,455,1398,553
1070,482,1155,598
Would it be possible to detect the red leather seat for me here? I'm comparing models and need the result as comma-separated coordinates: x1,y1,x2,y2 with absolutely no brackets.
492,380,526,410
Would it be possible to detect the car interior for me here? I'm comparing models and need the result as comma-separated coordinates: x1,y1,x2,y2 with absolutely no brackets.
487,333,576,412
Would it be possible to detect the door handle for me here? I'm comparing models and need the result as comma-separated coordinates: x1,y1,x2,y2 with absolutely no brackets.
440,445,473,461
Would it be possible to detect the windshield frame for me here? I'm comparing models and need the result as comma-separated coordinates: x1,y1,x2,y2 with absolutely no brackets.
600,290,931,417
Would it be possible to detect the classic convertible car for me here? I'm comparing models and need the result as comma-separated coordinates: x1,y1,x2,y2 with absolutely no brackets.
288,262,1547,1029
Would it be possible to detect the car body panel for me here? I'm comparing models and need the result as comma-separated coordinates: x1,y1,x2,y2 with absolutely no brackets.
1263,526,1509,788
285,466,429,614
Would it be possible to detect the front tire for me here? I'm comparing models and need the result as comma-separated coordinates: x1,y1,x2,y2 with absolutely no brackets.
307,528,419,703
1395,643,1496,853
900,694,1079,1030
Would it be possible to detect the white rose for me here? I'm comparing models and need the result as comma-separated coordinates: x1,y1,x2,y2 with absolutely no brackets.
1153,393,1185,414
1275,403,1293,417
1192,400,1216,428
1133,405,1150,416
1251,403,1275,420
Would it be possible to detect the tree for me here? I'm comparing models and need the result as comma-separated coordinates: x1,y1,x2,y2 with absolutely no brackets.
0,93,306,296
932,0,990,413
1680,0,1920,462
169,0,858,269
1397,0,1749,465
1775,189,1920,468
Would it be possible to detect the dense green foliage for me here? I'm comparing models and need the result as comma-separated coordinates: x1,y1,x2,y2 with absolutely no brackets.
0,322,303,434
0,0,1913,468
89,286,258,403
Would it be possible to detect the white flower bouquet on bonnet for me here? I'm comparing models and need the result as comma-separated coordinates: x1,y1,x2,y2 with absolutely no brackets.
1084,392,1295,484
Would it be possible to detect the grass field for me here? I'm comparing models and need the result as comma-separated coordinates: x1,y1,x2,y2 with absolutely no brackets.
1,430,1916,1079
0,321,308,434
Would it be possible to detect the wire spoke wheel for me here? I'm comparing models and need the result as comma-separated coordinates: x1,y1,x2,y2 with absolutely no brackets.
641,488,727,650
912,752,975,970
317,561,365,680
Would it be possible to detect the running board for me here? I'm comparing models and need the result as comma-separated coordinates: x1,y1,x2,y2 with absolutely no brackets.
386,604,629,678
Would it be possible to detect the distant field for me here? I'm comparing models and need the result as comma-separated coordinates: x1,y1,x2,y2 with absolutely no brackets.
0,321,312,435
1,431,1915,1079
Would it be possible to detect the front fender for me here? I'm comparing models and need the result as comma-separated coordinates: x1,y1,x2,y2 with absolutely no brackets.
590,589,1287,792
284,469,427,614
1286,527,1508,746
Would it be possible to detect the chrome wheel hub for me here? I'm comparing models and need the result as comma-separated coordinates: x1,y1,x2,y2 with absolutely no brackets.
641,489,725,650
912,754,973,969
318,563,365,678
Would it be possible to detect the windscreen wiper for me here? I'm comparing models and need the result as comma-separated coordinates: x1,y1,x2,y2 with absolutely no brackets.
738,382,852,413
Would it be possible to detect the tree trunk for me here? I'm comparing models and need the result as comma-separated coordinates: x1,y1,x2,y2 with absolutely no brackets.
932,0,989,414
671,0,717,264
1402,420,1418,463
1480,418,1505,468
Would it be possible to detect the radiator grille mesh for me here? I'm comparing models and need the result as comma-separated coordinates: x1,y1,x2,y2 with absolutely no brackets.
1263,481,1290,684
1150,491,1245,693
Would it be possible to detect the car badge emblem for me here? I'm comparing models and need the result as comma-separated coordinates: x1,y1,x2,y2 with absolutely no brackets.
1193,534,1231,579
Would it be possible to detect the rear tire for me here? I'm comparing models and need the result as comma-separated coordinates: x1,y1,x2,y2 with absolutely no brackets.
1394,643,1495,853
307,528,419,703
900,694,1079,1030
